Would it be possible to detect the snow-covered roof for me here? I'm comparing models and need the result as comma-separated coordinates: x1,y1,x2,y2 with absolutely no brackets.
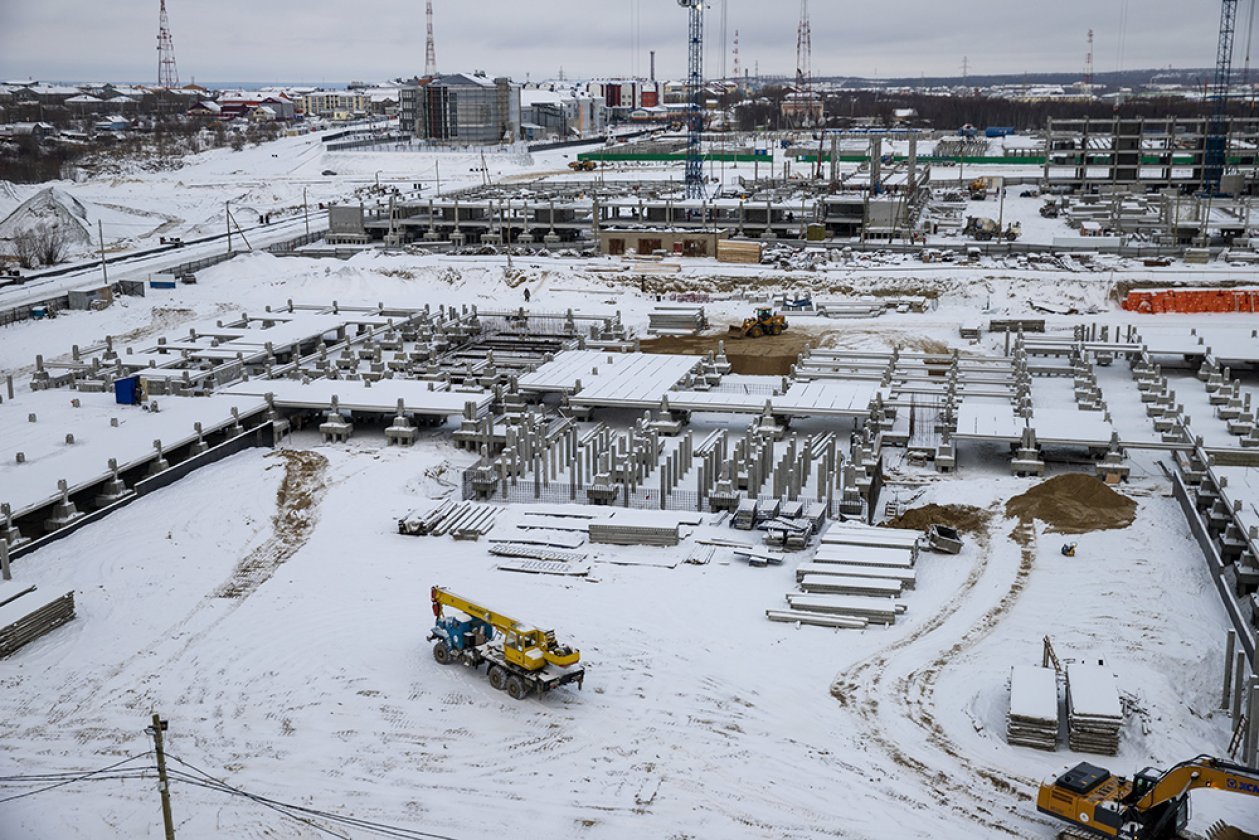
521,89,565,107
66,95,103,104
434,73,496,88
107,95,135,103
32,84,82,96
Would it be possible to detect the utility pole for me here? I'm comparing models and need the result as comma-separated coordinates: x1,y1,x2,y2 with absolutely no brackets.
97,220,109,285
303,187,310,237
147,713,175,840
226,201,232,254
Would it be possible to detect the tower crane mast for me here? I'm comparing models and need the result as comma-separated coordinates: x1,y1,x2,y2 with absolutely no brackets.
1204,0,1239,194
678,0,705,200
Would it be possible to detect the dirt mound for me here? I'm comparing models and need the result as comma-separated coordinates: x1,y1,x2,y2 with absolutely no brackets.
1004,473,1136,534
641,330,825,376
885,504,991,535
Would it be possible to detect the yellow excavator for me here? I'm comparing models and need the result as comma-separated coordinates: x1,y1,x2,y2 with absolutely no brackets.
427,586,584,700
1036,754,1259,839
731,307,788,339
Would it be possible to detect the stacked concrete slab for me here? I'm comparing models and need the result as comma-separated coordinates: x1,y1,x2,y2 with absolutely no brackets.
1007,665,1059,751
1066,664,1123,755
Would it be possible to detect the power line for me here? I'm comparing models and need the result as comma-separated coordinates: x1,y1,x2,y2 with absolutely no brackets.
164,753,462,840
0,753,151,805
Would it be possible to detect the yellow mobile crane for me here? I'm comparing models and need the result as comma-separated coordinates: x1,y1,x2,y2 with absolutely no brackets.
427,586,584,700
1036,754,1259,839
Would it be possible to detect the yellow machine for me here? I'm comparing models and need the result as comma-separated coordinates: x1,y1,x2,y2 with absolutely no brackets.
1036,755,1259,839
969,177,989,200
428,586,584,699
568,159,597,171
732,307,788,338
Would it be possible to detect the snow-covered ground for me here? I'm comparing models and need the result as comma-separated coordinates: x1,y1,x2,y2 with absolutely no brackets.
0,132,1256,840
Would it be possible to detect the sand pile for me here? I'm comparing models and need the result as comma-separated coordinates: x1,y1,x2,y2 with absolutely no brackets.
885,503,990,535
1004,474,1136,534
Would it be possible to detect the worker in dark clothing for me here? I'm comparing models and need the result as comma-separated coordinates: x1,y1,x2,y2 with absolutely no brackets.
523,287,531,303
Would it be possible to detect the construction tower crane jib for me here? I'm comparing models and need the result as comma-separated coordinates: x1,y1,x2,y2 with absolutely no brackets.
679,0,705,200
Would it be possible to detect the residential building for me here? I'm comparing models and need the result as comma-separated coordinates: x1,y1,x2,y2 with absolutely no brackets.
301,90,369,120
400,73,520,144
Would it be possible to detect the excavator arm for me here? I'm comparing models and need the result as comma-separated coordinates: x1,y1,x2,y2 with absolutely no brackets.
1133,756,1259,812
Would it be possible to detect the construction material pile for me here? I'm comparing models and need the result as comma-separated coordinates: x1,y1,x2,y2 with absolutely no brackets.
397,500,501,539
1121,287,1259,315
647,305,707,336
1005,474,1136,533
0,588,76,658
1007,665,1059,751
1066,663,1123,755
589,522,679,547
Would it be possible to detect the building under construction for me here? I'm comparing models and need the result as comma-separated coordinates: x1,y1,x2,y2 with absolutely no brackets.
1043,116,1259,194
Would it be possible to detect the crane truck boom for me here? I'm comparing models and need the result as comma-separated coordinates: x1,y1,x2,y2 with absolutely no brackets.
1036,754,1259,839
426,586,584,700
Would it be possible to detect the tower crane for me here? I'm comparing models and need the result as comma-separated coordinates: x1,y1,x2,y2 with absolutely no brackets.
1204,0,1240,194
678,0,705,200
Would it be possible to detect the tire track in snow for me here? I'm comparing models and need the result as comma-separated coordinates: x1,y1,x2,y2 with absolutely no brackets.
828,517,1054,837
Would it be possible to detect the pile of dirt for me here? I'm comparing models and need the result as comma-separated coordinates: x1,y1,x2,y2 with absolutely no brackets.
885,503,991,535
1004,473,1136,534
640,330,825,376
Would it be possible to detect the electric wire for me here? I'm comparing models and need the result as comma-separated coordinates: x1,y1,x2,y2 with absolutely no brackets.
164,753,461,840
0,753,151,804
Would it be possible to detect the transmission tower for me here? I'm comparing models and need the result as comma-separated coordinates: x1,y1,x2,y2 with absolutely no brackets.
795,0,812,93
678,0,705,200
157,0,179,89
732,30,742,85
1205,0,1239,193
1084,29,1095,87
425,1,438,77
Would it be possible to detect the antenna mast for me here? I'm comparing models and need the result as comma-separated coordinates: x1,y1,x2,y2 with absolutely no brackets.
1085,29,1095,87
796,0,812,94
157,0,179,89
425,1,438,77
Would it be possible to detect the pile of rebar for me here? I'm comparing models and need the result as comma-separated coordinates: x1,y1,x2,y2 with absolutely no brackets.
0,587,76,658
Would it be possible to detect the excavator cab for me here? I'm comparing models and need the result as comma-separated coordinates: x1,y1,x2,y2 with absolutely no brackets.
1126,768,1162,803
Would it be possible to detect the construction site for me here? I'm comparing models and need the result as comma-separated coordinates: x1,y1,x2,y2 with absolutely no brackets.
3,2,1259,840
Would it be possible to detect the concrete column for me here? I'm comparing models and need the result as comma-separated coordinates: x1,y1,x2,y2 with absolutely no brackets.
534,457,543,495
570,458,578,500
1247,680,1259,765
1233,651,1249,721
0,538,9,581
1224,630,1237,710
660,469,668,510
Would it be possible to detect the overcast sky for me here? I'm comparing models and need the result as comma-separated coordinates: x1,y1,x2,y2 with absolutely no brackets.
0,1,1243,85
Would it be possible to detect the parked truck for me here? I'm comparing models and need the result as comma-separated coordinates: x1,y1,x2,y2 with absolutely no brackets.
427,586,585,700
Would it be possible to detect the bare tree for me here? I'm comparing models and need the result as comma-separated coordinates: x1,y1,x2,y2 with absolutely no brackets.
10,230,39,268
33,224,68,266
